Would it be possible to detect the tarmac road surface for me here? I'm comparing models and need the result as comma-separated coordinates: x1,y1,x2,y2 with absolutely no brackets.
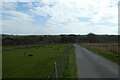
74,44,119,78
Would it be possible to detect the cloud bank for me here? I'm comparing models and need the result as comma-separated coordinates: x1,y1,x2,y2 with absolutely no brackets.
1,0,119,35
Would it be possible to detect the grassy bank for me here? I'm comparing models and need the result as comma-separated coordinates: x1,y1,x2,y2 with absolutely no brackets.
63,45,77,78
81,44,119,65
3,44,70,78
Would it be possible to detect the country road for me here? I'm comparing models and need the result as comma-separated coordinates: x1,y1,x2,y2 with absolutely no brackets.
74,44,119,78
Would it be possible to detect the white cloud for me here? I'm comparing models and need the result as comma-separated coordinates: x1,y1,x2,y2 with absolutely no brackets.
1,0,119,35
30,0,118,25
2,2,17,10
0,0,39,2
2,10,35,34
0,3,2,9
3,10,34,22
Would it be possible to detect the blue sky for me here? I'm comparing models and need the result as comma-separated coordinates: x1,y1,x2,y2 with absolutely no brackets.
0,0,119,35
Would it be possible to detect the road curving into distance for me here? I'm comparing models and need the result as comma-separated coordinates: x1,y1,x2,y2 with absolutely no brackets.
74,44,119,78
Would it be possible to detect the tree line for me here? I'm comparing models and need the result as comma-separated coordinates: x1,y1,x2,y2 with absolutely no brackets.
2,33,118,45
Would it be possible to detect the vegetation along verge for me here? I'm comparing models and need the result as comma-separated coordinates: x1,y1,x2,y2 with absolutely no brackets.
81,43,120,65
63,45,77,78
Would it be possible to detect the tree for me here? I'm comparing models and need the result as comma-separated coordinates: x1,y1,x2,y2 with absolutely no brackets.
87,33,97,43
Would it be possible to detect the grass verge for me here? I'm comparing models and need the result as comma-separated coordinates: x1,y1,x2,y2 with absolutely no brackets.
63,45,77,78
81,45,120,65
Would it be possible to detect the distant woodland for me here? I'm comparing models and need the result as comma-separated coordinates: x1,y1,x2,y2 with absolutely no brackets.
2,33,119,46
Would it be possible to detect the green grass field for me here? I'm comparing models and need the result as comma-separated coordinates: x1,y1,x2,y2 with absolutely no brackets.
3,44,71,78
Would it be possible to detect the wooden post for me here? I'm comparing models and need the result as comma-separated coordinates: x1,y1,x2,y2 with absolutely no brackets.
54,62,57,78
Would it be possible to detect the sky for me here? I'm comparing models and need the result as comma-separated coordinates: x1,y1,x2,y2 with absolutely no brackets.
0,0,119,35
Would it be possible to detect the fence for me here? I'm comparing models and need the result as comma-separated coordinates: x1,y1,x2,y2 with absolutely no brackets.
47,45,72,79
